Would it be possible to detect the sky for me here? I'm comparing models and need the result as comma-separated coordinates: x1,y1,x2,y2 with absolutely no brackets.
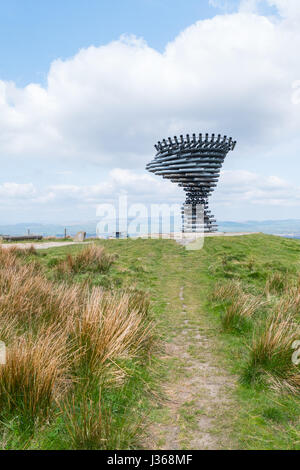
0,0,300,224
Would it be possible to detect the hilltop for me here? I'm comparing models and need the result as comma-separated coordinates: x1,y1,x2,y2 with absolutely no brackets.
0,233,299,449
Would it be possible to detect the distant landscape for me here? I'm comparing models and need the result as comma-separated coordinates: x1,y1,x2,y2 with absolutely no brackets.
1,219,300,239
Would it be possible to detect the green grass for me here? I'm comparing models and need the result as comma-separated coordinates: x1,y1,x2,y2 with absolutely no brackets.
201,235,300,448
1,234,299,449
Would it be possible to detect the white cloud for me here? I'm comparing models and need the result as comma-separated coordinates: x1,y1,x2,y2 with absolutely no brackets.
213,170,300,207
0,1,300,170
209,0,238,11
236,0,300,17
0,169,180,206
2,168,300,211
0,183,36,199
1,0,300,222
266,0,300,19
238,0,261,12
49,168,182,204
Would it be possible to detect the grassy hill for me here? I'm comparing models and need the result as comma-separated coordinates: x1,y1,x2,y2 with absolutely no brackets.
0,234,299,449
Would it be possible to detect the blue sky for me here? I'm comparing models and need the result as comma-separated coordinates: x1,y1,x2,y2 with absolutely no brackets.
0,0,300,225
0,0,218,86
0,0,278,87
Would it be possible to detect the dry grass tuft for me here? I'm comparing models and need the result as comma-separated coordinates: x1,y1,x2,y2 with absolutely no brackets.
210,280,242,303
75,289,153,373
125,286,150,316
0,327,72,418
0,259,81,329
0,246,153,434
267,373,300,395
222,293,263,333
265,272,288,298
251,312,296,362
56,244,116,276
242,311,300,390
277,277,300,319
210,280,262,333
16,245,38,257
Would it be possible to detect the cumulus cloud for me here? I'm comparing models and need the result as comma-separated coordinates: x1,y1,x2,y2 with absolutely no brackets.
0,183,36,199
48,169,182,204
0,169,181,207
262,0,300,18
1,0,300,222
213,170,300,207
2,168,300,213
0,0,300,170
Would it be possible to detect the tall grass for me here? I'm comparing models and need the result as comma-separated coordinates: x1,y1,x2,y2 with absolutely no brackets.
0,247,153,446
211,264,300,394
278,277,300,318
0,327,71,419
75,289,153,375
0,258,80,331
56,244,116,276
264,272,288,297
211,281,262,333
211,280,242,303
63,394,112,450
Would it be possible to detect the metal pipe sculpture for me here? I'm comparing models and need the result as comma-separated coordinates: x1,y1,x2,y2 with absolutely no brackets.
146,133,236,233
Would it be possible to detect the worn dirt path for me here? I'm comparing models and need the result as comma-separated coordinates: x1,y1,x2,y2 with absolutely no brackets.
144,258,237,450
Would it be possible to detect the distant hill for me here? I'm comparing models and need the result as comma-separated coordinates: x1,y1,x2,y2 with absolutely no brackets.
218,219,300,236
1,219,300,238
0,222,97,238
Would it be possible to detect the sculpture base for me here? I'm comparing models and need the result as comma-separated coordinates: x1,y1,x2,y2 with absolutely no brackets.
181,203,217,233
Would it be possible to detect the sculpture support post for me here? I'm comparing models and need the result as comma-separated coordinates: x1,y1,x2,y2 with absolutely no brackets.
146,133,236,233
